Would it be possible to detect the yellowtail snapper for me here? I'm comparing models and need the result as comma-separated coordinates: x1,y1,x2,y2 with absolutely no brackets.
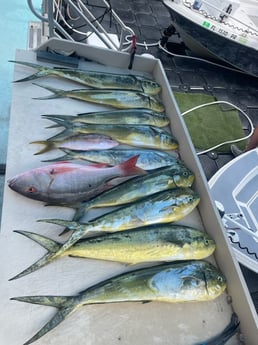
31,133,119,154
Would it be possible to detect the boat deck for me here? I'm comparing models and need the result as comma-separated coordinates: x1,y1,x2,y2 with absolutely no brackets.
0,0,257,318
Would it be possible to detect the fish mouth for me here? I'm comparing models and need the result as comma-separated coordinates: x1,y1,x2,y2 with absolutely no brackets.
7,177,18,190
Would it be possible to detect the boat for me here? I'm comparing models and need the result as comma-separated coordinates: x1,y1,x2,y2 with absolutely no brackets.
209,148,258,273
162,0,258,77
0,1,257,344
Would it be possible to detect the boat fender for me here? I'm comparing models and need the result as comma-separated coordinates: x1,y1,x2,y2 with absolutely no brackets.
192,0,202,10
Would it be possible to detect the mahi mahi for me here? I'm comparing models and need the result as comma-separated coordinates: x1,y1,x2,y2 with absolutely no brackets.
34,188,200,272
10,224,215,279
10,60,161,95
11,260,226,345
45,123,178,150
42,148,179,170
32,83,165,113
42,109,169,127
64,163,195,223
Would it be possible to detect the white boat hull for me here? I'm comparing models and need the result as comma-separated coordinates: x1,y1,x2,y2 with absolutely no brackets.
163,0,258,77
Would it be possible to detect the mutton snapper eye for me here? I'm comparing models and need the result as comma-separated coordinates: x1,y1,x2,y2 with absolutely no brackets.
7,156,146,204
11,261,226,345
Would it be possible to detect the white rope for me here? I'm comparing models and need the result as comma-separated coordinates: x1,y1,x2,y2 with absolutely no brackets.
181,101,254,155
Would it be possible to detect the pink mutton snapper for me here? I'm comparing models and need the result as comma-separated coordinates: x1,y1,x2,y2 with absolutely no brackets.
8,156,146,204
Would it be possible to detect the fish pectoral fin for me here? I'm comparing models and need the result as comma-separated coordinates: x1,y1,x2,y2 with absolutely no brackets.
11,295,76,345
141,300,152,304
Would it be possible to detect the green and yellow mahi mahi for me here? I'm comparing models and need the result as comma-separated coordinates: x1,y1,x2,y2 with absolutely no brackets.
33,188,200,273
33,83,165,113
11,260,226,345
10,60,161,95
46,123,178,150
66,164,195,223
10,224,215,280
42,109,169,127
42,148,180,171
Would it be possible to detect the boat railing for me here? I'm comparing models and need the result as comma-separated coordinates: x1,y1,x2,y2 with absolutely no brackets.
27,0,135,51
184,0,258,36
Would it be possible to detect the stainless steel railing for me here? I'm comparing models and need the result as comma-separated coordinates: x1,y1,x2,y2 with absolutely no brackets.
27,0,135,50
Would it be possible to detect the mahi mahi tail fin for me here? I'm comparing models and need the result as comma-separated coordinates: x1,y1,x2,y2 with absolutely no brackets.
46,128,74,141
32,83,67,100
9,60,51,82
57,203,89,235
9,230,62,280
42,114,74,128
41,151,73,162
44,117,72,129
10,295,77,345
37,219,83,231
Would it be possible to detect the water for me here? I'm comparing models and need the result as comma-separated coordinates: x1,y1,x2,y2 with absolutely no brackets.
0,0,41,223
0,0,41,162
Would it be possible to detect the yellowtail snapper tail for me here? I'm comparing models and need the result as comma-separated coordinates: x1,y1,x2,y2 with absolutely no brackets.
10,295,76,345
30,140,56,155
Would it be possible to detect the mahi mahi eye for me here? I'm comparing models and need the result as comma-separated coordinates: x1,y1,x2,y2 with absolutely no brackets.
27,186,37,193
